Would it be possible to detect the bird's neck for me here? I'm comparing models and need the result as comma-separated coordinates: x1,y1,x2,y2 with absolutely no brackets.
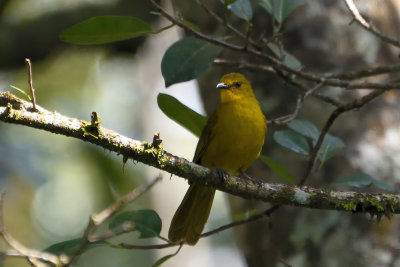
220,93,254,104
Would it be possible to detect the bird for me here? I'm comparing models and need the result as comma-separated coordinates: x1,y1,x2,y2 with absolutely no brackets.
168,73,267,245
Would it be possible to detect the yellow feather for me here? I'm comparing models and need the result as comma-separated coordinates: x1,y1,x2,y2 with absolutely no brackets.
168,73,267,245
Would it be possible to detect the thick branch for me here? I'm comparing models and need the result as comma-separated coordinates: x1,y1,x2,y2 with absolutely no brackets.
0,91,399,216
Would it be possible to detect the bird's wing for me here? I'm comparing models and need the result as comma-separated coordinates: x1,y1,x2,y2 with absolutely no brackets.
192,111,218,164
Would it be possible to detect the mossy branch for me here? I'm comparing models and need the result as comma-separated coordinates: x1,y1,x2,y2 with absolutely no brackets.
1,91,399,218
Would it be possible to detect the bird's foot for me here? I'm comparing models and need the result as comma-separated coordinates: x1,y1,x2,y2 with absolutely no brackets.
216,167,229,184
240,172,263,187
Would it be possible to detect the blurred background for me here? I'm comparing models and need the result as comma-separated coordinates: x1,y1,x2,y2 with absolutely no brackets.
1,0,400,266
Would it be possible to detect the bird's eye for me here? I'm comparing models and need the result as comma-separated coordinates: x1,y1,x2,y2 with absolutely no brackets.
234,82,242,87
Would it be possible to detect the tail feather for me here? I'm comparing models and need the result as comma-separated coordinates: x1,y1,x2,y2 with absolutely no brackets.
168,183,215,245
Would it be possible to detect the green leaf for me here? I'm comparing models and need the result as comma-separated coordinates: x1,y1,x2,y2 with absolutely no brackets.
318,134,345,161
161,37,222,87
60,16,153,45
232,209,257,221
44,238,109,256
178,19,201,32
287,119,319,140
9,85,31,101
286,119,344,161
157,93,207,137
152,245,182,267
259,155,296,184
227,0,253,21
372,179,395,192
267,43,302,69
224,0,238,4
259,0,304,23
274,129,310,155
109,209,162,238
330,173,394,192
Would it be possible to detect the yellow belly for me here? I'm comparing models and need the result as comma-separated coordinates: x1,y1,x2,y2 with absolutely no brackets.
201,98,267,174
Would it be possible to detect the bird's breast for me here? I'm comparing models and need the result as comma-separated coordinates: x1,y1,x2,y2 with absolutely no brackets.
201,98,267,174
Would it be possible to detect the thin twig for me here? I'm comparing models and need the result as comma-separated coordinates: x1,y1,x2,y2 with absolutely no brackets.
120,242,179,250
91,174,162,225
149,0,400,91
67,175,162,265
299,89,385,185
214,58,342,107
197,1,264,51
299,108,343,185
268,83,323,125
120,205,280,250
24,58,37,111
0,191,63,266
344,0,400,48
88,222,135,242
201,204,280,238
149,0,243,50
325,62,400,80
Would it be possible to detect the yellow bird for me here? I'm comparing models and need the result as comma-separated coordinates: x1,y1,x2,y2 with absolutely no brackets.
168,73,267,245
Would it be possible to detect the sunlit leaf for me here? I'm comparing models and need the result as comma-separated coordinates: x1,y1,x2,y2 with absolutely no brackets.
60,16,153,45
109,209,162,238
161,37,222,87
330,173,394,192
157,93,207,137
9,85,31,101
274,129,310,155
259,0,304,23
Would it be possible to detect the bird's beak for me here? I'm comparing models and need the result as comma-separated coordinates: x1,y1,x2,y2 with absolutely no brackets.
216,83,230,89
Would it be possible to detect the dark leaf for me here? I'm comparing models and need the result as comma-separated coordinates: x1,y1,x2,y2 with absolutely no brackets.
274,129,310,155
330,173,394,192
109,209,162,238
259,0,304,23
60,16,153,45
227,0,253,21
267,43,302,70
45,238,109,256
287,119,319,140
161,37,222,87
152,245,182,267
318,134,345,161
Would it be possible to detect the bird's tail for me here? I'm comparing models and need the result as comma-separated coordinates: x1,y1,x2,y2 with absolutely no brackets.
168,183,215,245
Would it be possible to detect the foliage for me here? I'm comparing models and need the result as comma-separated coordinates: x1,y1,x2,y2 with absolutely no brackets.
1,0,396,266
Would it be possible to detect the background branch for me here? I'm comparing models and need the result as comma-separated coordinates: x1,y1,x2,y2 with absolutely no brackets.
150,0,400,92
0,191,65,266
344,0,400,48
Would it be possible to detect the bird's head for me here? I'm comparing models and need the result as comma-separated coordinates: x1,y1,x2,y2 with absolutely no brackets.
217,73,255,103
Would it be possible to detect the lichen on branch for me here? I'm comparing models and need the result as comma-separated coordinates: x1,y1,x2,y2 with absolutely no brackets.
1,91,399,217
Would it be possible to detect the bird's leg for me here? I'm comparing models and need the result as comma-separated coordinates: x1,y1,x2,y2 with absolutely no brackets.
215,167,229,184
240,172,263,187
